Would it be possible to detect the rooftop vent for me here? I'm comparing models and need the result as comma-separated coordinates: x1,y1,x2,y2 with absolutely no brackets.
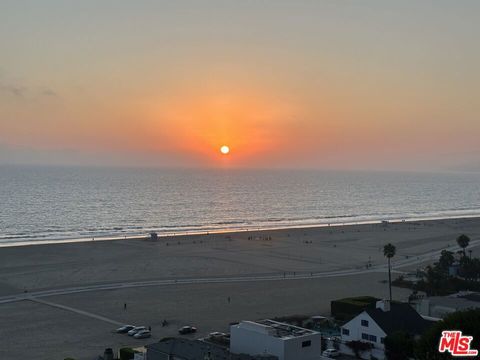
376,299,391,312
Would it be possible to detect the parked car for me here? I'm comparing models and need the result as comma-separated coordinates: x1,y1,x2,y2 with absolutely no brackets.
209,332,226,339
133,329,151,339
178,326,197,335
322,349,340,358
327,336,341,342
128,326,146,336
116,325,135,333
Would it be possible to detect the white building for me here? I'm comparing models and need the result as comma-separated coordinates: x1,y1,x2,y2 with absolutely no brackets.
340,300,429,360
230,319,322,360
413,291,480,319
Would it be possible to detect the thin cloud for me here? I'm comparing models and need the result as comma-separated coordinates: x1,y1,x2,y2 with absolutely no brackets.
0,82,59,99
0,74,58,99
0,82,27,98
41,88,58,97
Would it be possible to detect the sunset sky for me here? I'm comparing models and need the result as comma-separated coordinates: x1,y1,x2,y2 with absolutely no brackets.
1,1,479,170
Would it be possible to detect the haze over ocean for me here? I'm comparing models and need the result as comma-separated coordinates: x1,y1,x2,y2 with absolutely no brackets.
1,165,479,244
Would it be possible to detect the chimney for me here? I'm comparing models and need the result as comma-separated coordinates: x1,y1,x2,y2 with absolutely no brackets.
376,300,391,312
103,348,113,360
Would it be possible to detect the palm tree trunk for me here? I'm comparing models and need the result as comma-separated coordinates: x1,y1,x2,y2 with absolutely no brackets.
388,257,392,301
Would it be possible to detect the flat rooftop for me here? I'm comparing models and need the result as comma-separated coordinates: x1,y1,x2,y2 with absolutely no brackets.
237,319,317,339
428,291,480,309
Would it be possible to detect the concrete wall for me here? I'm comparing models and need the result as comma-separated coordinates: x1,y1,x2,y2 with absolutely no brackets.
230,324,284,359
282,333,322,360
414,299,458,319
230,323,322,360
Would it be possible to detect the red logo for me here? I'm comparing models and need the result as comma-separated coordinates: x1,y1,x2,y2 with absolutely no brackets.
439,331,478,357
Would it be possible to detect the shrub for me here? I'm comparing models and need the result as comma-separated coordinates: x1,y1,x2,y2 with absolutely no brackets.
384,331,414,360
119,347,135,360
346,340,373,359
331,296,379,320
416,309,480,359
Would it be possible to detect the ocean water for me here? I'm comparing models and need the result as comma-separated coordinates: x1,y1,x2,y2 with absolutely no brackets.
1,165,480,244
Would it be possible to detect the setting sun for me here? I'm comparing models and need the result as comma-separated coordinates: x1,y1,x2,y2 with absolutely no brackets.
220,145,230,155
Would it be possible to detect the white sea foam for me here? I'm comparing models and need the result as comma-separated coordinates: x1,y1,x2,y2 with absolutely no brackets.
1,165,480,245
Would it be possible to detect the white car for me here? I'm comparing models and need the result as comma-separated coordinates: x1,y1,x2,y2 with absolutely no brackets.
322,349,340,358
128,326,146,336
209,331,225,336
133,329,151,339
209,332,226,339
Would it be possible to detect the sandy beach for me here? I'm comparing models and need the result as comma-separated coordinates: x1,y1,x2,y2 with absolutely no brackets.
1,217,480,359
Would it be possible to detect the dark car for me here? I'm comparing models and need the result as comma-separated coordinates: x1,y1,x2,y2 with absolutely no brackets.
178,326,197,335
116,325,135,333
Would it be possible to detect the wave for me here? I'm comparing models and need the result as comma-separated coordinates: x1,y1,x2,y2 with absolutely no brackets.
2,207,480,246
2,167,480,246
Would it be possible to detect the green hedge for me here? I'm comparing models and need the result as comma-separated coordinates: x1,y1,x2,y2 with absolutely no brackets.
331,296,379,321
119,347,135,360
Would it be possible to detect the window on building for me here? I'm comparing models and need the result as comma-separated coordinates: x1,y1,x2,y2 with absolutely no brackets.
361,319,369,327
369,335,377,342
362,333,369,340
342,328,350,336
302,340,312,348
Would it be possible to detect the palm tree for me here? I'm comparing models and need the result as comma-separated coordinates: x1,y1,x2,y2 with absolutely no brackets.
383,243,396,302
456,234,470,257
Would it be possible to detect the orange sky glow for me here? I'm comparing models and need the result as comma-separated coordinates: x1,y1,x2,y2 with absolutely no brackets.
1,1,480,171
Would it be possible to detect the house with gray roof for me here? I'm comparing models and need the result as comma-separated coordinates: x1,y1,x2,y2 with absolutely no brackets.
339,300,431,360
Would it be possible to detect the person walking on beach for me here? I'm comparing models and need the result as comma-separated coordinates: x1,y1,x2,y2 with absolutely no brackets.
124,303,127,311
227,296,231,304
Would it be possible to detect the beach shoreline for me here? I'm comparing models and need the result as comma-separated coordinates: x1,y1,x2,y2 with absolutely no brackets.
1,215,480,290
2,213,480,248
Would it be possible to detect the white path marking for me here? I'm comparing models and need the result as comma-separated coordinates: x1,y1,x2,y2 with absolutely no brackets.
28,298,122,326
